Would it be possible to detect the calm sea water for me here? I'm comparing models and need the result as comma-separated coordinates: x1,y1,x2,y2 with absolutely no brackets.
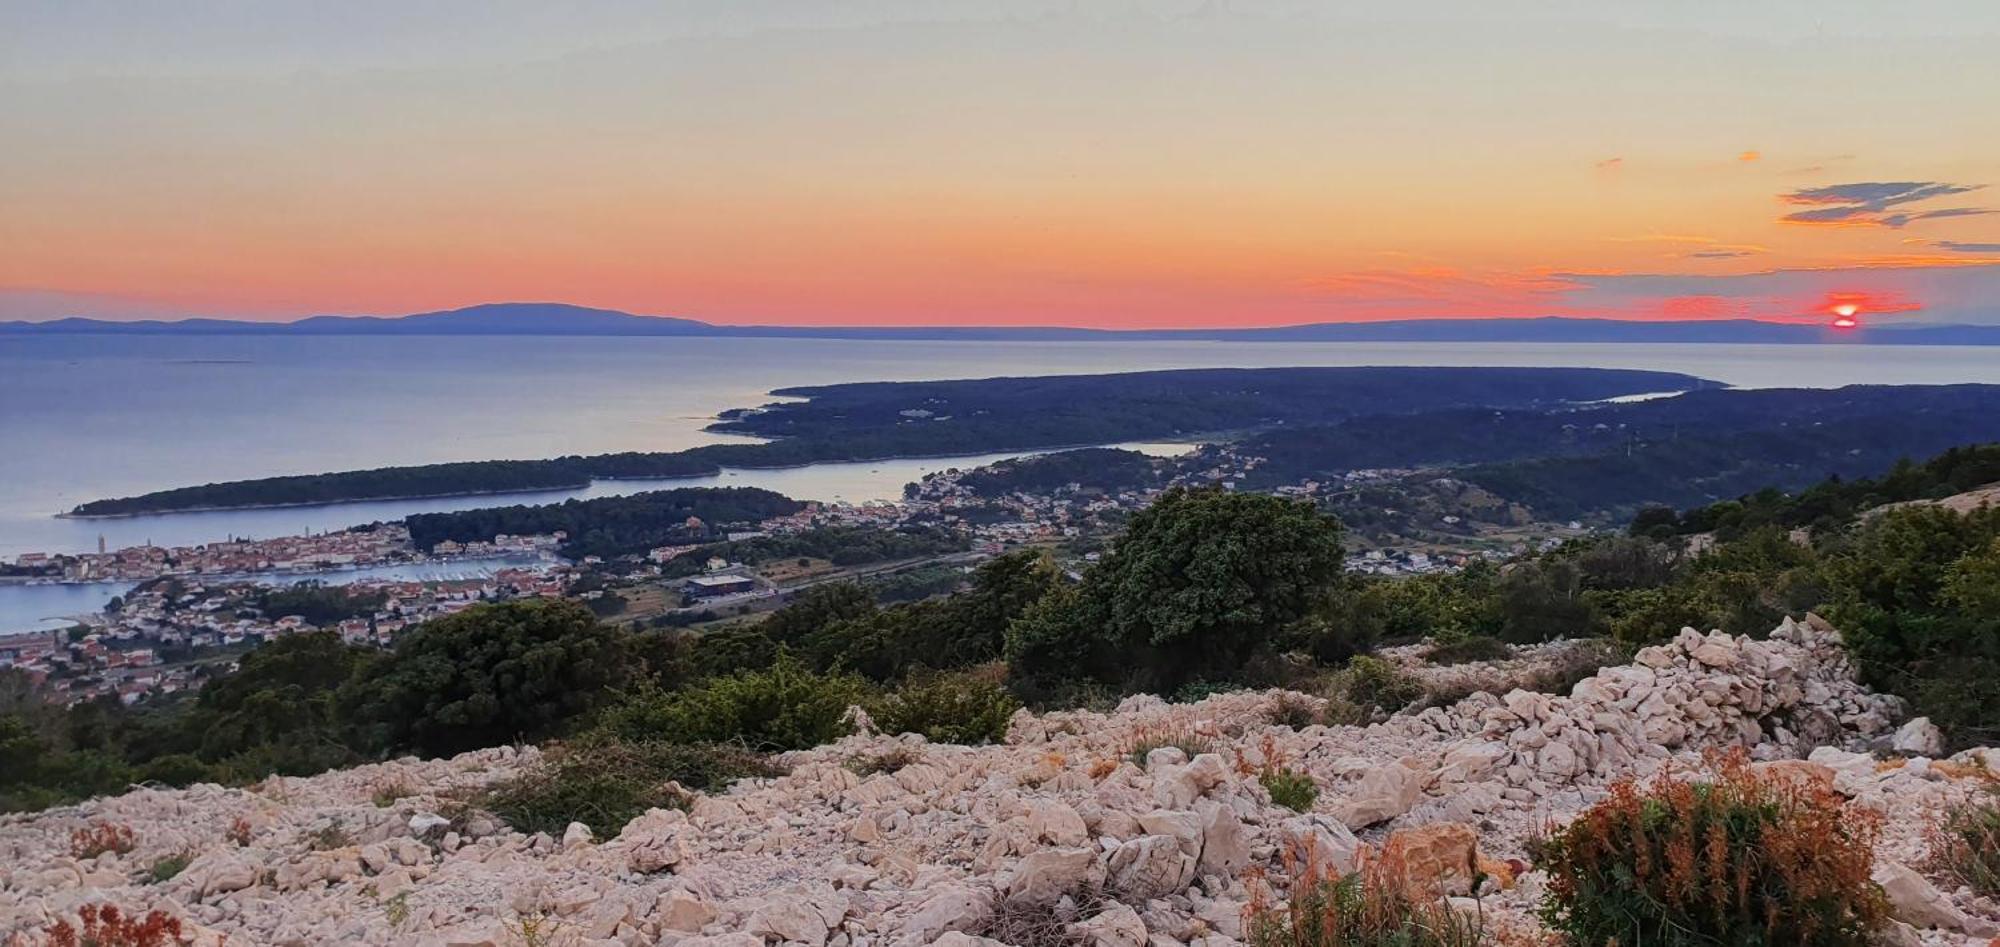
6,334,2000,562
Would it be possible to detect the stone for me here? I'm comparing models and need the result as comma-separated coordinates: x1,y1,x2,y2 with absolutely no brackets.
1107,834,1196,899
1891,717,1945,757
657,889,717,933
1275,815,1361,878
1329,763,1423,828
1028,799,1089,847
1380,822,1483,896
1002,847,1103,905
747,889,845,946
619,807,693,874
1195,801,1249,879
897,885,991,944
1874,861,1996,935
1071,903,1147,947
561,821,593,849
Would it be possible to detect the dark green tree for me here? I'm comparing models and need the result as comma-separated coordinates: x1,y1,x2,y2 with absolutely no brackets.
1006,488,1345,693
339,599,636,757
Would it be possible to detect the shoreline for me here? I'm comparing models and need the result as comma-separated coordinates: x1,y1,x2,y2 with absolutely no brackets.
54,439,1210,521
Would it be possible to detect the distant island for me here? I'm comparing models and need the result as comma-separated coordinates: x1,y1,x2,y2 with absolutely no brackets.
9,301,2000,344
64,366,1709,516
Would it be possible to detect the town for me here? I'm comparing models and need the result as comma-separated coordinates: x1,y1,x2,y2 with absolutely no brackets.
1,450,1578,709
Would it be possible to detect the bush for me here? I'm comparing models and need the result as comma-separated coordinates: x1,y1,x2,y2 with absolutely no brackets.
595,654,870,751
1125,726,1215,768
1927,791,2000,897
1260,766,1318,812
69,821,136,860
482,737,772,838
1537,752,1887,947
43,904,189,947
1334,656,1424,715
1247,865,1484,947
866,667,1018,744
1421,634,1512,666
146,851,191,884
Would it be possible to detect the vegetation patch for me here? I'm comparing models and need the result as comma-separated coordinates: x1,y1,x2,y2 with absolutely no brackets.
482,737,772,838
1537,752,1886,947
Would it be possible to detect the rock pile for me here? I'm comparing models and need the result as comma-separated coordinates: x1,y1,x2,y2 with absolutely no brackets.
3,617,1996,946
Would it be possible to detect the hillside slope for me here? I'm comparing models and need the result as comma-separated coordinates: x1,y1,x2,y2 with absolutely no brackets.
2,619,1996,946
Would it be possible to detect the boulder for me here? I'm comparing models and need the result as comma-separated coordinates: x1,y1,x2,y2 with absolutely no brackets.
1070,902,1147,947
1275,815,1361,879
1874,862,1997,935
1329,763,1423,828
656,889,717,933
1107,834,1196,899
1381,822,1482,896
1891,717,1944,758
1027,799,1089,847
898,885,992,943
1001,847,1103,905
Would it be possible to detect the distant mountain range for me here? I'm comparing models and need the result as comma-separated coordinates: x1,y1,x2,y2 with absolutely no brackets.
7,302,2000,345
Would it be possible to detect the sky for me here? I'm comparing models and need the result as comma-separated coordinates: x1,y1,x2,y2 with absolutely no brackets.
3,0,1999,328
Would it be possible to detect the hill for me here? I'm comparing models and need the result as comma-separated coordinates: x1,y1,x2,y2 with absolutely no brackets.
11,303,2000,344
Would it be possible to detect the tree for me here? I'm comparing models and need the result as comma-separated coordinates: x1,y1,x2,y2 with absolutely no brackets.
339,599,636,758
1006,488,1345,693
183,631,369,773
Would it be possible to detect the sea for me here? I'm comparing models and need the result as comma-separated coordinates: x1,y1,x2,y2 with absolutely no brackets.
6,334,2000,632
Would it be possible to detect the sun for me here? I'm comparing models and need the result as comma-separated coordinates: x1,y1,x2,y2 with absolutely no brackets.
1833,304,1859,318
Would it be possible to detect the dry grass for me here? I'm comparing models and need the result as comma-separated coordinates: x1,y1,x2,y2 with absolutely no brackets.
68,821,136,860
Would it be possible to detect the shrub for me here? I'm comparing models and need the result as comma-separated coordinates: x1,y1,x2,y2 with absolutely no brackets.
1926,791,2000,897
482,737,772,838
146,851,191,884
1334,656,1424,715
303,821,353,851
1246,863,1484,947
847,745,925,776
1125,726,1215,768
1537,752,1887,947
1265,692,1324,729
43,904,189,947
866,667,1018,744
975,888,1111,947
1422,635,1512,666
595,654,870,751
1260,766,1318,813
69,821,136,860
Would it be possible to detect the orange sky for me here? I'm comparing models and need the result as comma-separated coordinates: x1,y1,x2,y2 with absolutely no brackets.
3,2,1998,327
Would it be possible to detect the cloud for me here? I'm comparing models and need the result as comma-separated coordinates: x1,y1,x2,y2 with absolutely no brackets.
1686,249,1761,259
1293,260,2000,325
1737,150,1761,162
1595,157,1623,172
1778,180,1989,228
1938,241,2000,254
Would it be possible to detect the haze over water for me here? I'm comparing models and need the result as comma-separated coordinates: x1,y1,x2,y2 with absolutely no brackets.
7,334,2000,561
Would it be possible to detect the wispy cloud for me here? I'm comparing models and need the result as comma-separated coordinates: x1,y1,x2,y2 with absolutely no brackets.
1779,181,1989,228
1737,150,1761,163
1938,240,2000,254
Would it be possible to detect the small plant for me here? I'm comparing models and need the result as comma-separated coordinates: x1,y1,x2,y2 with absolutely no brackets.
1125,725,1215,768
145,850,192,884
1927,790,2000,897
225,816,254,846
371,776,416,808
42,903,190,947
1246,857,1484,947
303,820,354,852
847,744,925,776
69,822,137,860
1261,766,1319,813
384,890,412,926
507,911,575,947
1537,750,1887,947
975,887,1110,947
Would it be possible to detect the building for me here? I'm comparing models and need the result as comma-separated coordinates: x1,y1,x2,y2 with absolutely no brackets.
683,574,756,599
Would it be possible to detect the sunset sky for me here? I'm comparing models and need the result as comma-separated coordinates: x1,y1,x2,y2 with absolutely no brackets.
4,1,1999,328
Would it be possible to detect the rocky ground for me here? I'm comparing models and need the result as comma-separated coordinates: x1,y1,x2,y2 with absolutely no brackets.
4,615,1999,946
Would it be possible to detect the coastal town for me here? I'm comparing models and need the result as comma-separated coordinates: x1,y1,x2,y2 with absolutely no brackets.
1,449,1575,709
